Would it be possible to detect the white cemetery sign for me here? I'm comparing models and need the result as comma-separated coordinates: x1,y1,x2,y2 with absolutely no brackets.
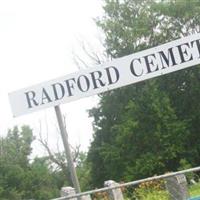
9,33,200,117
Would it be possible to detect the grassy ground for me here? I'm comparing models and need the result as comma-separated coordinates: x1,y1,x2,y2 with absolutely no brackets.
134,189,169,200
133,182,200,200
189,183,200,198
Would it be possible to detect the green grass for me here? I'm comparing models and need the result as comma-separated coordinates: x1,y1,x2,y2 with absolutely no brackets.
135,189,169,200
133,186,169,200
131,182,200,200
189,183,200,198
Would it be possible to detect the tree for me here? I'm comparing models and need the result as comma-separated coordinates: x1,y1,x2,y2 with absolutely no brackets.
0,126,34,168
38,124,91,190
0,126,62,199
0,126,35,199
23,157,60,200
88,0,200,187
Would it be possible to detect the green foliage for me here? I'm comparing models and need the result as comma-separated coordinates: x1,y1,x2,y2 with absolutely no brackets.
88,0,200,187
133,179,168,200
0,126,61,200
0,126,34,199
1,126,34,168
76,152,92,191
134,188,169,200
178,159,195,181
0,125,93,199
132,182,200,200
190,182,200,197
24,157,61,199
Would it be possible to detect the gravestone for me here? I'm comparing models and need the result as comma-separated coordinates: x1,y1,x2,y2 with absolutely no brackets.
60,187,91,200
165,174,190,200
104,180,124,200
60,187,77,200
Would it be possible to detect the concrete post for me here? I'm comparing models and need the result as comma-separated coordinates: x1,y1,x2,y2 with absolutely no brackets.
60,187,91,200
104,180,124,200
61,187,76,200
165,174,190,200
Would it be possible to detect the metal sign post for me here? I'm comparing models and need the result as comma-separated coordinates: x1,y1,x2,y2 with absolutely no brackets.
54,105,81,193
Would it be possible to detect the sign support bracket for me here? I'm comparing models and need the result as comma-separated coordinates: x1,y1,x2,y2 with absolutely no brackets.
54,105,81,194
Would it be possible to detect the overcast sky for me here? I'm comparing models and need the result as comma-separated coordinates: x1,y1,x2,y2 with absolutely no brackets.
0,0,103,156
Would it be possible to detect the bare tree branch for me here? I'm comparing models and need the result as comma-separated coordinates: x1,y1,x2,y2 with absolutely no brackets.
72,36,108,70
72,51,91,70
37,117,82,177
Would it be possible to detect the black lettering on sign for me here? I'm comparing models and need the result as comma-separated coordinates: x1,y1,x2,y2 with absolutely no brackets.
158,47,177,69
130,58,143,77
90,71,106,89
52,83,65,101
25,90,39,108
105,66,120,85
65,78,76,96
77,75,90,92
41,88,52,105
177,43,193,63
144,54,159,73
191,39,200,58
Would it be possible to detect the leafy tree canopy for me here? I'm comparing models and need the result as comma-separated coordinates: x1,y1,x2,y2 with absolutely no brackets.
0,126,61,200
88,0,200,187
